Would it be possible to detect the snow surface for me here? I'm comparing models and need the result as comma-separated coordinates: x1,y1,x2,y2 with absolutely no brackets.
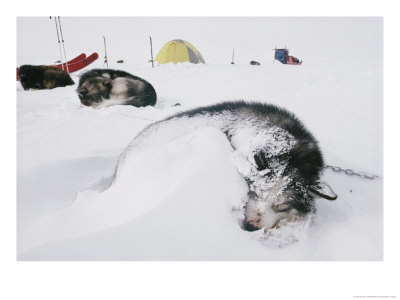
17,17,383,260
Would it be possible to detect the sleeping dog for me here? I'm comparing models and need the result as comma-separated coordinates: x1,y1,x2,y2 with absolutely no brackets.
76,69,157,108
112,101,337,241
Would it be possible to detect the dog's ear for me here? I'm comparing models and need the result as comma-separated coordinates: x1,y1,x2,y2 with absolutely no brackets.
102,79,112,87
308,181,337,200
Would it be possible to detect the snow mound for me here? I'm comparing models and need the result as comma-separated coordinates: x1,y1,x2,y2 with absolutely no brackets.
20,127,249,252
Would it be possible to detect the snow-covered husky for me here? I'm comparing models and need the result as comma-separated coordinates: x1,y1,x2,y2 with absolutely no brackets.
113,101,337,241
76,69,157,108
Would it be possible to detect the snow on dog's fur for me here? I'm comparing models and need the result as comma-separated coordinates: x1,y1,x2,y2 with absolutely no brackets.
76,69,157,108
113,101,337,245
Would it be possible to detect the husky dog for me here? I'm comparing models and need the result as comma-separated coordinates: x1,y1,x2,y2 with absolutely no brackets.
76,69,157,108
18,65,74,90
113,101,336,235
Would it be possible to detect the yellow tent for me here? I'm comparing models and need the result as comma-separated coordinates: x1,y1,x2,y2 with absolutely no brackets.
155,39,205,64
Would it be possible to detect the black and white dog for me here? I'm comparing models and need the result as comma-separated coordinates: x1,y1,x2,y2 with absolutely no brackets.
76,69,157,108
113,101,336,237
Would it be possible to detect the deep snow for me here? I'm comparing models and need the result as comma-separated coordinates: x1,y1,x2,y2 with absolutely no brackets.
17,17,383,260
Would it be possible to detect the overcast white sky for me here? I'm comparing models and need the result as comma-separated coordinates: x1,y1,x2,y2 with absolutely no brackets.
17,17,382,65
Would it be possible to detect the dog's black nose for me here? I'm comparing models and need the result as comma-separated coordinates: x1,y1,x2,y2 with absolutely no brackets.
81,99,91,106
242,221,260,232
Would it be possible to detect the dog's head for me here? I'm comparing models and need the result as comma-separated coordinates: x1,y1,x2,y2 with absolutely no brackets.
18,65,47,90
76,77,112,107
241,148,337,232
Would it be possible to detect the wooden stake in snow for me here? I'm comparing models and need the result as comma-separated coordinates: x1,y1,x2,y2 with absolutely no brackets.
103,36,109,68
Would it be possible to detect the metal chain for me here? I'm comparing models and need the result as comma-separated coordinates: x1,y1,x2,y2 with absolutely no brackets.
324,165,381,180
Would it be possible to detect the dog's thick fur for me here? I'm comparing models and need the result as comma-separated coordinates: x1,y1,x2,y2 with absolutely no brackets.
18,65,74,90
76,69,157,108
114,101,336,233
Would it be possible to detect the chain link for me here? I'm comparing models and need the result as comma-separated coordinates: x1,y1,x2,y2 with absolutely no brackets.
324,165,381,180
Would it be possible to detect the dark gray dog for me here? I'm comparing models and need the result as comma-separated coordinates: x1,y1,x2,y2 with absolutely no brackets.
113,101,336,233
18,65,74,90
76,69,157,108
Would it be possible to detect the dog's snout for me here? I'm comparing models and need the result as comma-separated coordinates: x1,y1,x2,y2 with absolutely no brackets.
242,221,261,232
81,100,91,106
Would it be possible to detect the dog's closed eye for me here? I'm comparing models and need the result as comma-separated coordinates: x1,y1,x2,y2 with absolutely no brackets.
273,203,291,212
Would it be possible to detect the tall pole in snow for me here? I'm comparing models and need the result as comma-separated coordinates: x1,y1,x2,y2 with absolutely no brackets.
149,36,154,68
52,16,64,71
57,17,69,73
231,49,235,64
103,36,109,67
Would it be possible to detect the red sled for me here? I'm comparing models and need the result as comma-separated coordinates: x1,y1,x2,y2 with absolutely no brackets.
56,52,98,73
286,55,302,65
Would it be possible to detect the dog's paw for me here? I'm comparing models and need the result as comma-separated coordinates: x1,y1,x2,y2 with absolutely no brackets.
258,215,313,248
